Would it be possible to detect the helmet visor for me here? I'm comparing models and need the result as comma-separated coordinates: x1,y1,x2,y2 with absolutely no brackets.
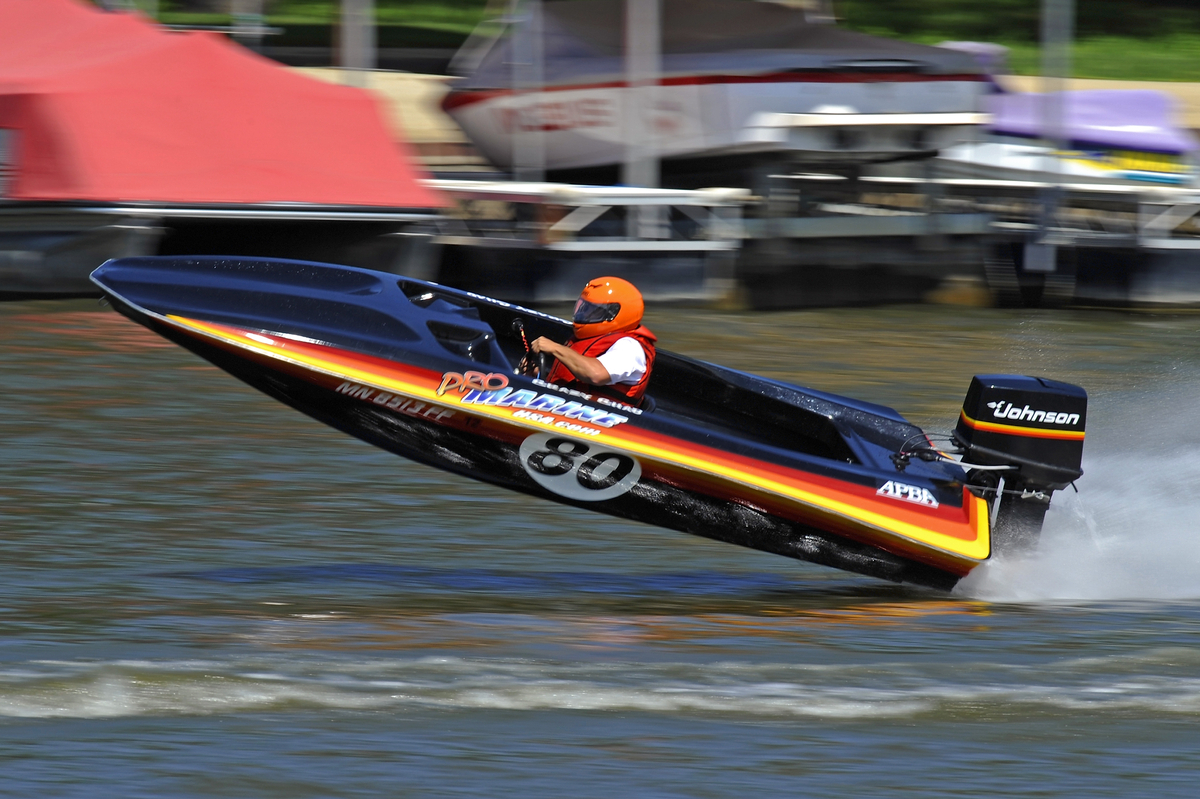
573,298,620,325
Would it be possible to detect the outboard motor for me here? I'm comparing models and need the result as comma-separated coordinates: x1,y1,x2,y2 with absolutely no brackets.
953,375,1086,553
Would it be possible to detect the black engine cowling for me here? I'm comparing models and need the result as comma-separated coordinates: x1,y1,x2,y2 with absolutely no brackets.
953,375,1087,552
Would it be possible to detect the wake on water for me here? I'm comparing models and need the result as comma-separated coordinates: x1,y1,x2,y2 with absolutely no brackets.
957,381,1200,602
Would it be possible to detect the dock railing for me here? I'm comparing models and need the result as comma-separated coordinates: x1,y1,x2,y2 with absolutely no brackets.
422,180,750,253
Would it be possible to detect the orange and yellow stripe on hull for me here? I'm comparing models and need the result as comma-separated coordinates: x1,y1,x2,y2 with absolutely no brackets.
166,314,992,571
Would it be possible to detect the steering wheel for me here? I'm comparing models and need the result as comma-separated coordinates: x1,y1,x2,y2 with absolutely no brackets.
518,349,553,378
519,351,553,377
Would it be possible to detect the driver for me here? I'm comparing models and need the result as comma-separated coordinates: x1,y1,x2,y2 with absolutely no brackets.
530,276,657,405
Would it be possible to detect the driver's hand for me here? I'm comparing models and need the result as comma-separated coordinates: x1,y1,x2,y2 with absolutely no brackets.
530,336,558,354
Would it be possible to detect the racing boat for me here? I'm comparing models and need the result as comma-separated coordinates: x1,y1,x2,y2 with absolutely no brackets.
90,256,1087,590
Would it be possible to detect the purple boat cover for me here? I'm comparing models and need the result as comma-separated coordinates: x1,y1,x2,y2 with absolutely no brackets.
988,89,1198,155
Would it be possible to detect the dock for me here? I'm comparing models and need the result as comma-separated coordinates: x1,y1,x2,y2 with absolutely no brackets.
401,171,1200,310
411,181,748,305
326,68,1200,310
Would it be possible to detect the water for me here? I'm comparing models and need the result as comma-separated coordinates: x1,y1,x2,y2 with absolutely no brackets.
5,299,1200,796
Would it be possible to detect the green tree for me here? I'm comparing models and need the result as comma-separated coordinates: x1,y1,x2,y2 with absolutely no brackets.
838,0,1199,42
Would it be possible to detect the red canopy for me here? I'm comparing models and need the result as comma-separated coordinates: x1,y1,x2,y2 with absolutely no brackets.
0,0,444,207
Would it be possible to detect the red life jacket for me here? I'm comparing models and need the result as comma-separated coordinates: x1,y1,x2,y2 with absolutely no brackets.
546,326,657,405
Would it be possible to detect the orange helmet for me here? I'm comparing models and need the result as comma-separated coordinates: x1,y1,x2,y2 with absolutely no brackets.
572,276,643,339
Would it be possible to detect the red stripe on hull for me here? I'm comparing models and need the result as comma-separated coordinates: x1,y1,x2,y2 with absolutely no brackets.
442,71,986,112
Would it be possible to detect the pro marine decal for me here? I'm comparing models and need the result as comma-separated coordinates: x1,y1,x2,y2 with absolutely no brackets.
877,480,939,508
460,387,629,429
434,371,630,430
437,371,510,396
519,432,642,502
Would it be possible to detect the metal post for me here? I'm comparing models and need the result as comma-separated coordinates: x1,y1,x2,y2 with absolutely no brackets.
1040,0,1074,163
1027,0,1075,273
231,0,264,52
512,0,546,184
340,0,376,88
623,0,663,238
805,0,835,24
0,129,11,198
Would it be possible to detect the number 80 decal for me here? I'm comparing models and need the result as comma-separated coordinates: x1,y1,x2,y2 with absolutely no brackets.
518,432,642,501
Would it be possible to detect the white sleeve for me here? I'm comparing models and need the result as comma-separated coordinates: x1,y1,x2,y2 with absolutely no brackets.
595,337,647,385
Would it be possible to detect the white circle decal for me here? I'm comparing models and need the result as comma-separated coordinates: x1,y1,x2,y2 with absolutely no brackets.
518,432,642,502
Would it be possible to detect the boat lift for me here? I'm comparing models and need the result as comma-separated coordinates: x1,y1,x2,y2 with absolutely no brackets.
414,180,750,304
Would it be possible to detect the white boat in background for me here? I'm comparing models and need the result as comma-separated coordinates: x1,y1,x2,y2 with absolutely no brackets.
442,0,990,186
